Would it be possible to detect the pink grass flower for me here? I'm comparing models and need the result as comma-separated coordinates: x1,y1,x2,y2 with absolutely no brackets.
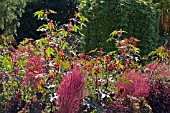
116,70,150,98
56,68,85,113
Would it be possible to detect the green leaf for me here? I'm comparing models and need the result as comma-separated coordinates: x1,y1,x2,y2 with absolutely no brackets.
106,37,114,42
45,47,54,57
72,24,80,32
79,15,89,22
17,60,27,68
110,30,117,37
36,39,44,47
133,38,140,42
20,40,25,45
34,10,44,19
107,51,116,55
61,41,68,50
38,24,48,30
49,9,57,14
90,109,97,113
1,57,12,70
128,44,140,51
107,87,114,92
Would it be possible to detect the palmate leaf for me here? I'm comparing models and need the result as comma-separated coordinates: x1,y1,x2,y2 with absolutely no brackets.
79,15,89,22
45,47,54,57
36,38,44,47
110,30,117,37
106,30,118,42
148,46,165,57
1,57,12,70
128,44,140,51
19,38,32,45
118,63,124,69
61,41,68,50
34,10,44,19
16,59,27,68
71,24,80,32
38,24,48,30
106,37,114,42
60,29,68,36
60,61,69,70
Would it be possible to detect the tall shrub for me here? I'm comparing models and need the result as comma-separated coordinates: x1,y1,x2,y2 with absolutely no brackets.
78,0,160,55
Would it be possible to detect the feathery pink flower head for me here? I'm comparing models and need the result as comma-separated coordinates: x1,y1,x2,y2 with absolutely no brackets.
56,68,85,113
116,69,150,98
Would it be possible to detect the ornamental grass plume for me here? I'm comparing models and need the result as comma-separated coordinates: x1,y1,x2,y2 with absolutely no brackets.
116,70,150,98
56,68,85,113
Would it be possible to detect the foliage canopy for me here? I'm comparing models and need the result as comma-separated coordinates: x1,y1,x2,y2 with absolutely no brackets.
0,0,30,35
78,0,160,55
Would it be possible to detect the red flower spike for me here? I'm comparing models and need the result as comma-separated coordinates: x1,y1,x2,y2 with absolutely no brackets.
108,64,114,72
69,54,73,60
85,55,90,61
67,21,73,32
94,68,100,75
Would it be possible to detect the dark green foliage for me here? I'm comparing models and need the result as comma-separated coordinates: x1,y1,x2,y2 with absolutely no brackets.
0,0,29,35
155,0,170,46
16,0,77,43
78,0,160,55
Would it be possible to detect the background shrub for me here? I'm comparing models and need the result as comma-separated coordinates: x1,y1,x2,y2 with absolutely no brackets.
78,0,160,55
16,0,77,43
0,0,29,35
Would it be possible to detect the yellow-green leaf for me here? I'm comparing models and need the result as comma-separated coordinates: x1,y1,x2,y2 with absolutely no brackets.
46,47,54,57
49,9,57,14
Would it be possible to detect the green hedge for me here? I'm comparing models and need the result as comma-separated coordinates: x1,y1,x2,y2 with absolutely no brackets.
78,0,160,55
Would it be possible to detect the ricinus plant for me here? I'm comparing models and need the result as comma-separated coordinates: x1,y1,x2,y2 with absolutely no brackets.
0,7,170,113
0,8,88,112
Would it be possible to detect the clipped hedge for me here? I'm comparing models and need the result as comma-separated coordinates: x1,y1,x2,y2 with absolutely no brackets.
78,0,160,55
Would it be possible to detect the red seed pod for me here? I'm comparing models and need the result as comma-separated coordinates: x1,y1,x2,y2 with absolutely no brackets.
85,55,90,61
106,55,111,64
108,64,114,72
